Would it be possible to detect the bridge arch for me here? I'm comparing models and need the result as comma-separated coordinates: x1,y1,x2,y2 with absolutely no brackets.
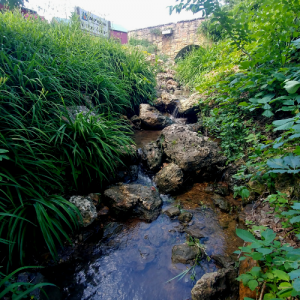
174,45,200,61
128,18,207,60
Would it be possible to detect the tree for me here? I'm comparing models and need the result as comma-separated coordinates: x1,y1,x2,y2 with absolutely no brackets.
169,0,220,17
0,0,28,9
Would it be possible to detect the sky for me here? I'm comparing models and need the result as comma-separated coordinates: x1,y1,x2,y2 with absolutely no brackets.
25,0,202,31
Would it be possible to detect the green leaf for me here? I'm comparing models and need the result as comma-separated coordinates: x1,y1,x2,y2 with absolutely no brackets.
284,155,300,170
262,228,276,244
292,203,300,210
289,269,300,280
236,229,257,243
237,274,254,285
250,266,261,277
293,278,300,291
252,252,263,260
273,270,290,281
290,216,300,224
267,158,286,169
273,118,295,126
256,248,273,255
248,279,258,291
257,94,275,104
284,81,300,94
273,73,286,81
277,287,293,297
274,121,295,131
262,110,274,117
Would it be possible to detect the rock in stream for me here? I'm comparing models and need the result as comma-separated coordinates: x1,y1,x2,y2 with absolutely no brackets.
160,124,226,175
104,183,162,221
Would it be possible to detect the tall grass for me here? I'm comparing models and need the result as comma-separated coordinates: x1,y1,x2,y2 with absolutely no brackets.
175,42,240,89
0,10,156,270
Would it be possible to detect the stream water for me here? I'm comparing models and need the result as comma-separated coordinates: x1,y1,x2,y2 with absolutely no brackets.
45,130,243,300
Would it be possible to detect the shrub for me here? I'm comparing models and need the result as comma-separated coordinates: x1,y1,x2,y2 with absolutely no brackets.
0,10,155,269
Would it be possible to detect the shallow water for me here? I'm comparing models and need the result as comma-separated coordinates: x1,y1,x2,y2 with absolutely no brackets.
47,129,243,300
47,168,242,300
133,130,161,149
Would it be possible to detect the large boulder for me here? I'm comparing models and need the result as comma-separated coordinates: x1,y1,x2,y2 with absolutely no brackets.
191,267,238,300
178,92,201,116
130,115,141,130
172,243,201,264
139,104,173,129
160,124,226,175
141,141,163,172
154,163,183,194
104,183,162,221
69,195,97,227
153,92,179,113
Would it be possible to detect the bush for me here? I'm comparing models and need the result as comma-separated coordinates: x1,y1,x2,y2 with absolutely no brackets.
0,10,155,269
129,37,158,54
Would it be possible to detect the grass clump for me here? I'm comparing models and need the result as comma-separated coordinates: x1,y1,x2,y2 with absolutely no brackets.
0,9,156,271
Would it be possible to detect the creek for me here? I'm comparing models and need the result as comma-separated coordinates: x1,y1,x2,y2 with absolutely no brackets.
44,129,243,300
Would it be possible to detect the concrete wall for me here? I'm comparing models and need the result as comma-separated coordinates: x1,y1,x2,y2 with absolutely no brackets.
128,18,209,59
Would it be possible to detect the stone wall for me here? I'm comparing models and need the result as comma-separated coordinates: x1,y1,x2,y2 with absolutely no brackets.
128,18,209,60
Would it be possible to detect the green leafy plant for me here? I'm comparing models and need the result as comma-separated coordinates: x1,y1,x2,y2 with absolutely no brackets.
235,228,300,299
0,10,155,270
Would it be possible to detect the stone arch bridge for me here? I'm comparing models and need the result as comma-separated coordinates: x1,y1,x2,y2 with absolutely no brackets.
128,18,209,60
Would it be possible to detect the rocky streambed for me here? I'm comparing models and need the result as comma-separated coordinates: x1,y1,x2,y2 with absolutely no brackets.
40,69,248,300
44,169,243,300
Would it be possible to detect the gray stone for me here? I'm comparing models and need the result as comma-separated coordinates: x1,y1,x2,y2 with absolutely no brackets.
178,92,201,116
178,212,193,223
211,194,230,212
153,91,179,113
204,184,214,194
69,195,97,227
164,206,180,218
104,183,162,221
214,182,229,196
139,104,173,129
186,122,203,133
130,115,141,130
191,267,238,300
154,163,183,194
211,254,235,268
172,243,202,264
185,224,206,239
65,105,95,122
141,141,163,171
160,124,226,174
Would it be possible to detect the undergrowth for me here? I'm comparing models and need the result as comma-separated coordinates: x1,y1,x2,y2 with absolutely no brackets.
0,9,156,278
173,0,300,298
